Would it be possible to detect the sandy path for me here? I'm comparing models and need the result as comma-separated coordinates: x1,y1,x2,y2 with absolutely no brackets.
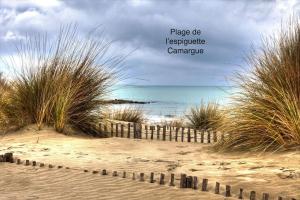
0,126,299,199
0,162,229,200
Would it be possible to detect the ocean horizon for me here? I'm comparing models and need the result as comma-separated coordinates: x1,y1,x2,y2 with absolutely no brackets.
109,85,237,122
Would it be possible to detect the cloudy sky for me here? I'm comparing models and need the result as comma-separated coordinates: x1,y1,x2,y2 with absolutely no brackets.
0,0,298,86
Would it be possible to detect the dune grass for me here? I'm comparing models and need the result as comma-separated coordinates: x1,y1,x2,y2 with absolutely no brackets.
0,25,121,136
216,19,300,151
186,101,223,131
108,107,144,123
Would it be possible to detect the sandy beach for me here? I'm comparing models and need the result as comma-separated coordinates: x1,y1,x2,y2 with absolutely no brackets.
0,126,299,199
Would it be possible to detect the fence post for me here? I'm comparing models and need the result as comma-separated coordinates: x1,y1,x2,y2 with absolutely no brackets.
215,182,220,194
133,123,137,138
121,124,124,138
145,125,148,139
116,123,119,137
181,127,184,142
187,128,191,142
99,123,102,134
250,191,256,200
201,178,208,191
225,185,231,197
201,130,204,143
150,172,155,183
150,126,154,140
238,188,243,199
169,173,175,186
194,129,197,142
111,122,114,137
169,127,172,141
262,193,269,200
159,173,165,185
175,127,179,142
180,174,187,188
157,125,160,139
193,176,198,189
163,126,166,141
208,130,211,143
213,131,217,142
186,176,193,188
127,123,131,138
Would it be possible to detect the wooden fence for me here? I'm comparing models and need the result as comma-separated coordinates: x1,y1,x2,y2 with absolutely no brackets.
98,122,223,143
0,153,297,200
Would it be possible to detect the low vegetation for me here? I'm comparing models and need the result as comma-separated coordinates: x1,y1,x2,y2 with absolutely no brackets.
108,107,144,123
217,19,300,151
186,101,223,131
0,25,121,136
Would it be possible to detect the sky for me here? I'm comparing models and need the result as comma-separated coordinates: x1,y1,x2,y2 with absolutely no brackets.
0,0,299,86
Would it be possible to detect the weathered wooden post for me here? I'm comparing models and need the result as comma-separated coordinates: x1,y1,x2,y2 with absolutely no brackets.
133,123,137,138
175,127,179,142
140,173,145,181
122,171,126,178
169,127,172,141
262,193,269,200
181,127,185,142
208,131,211,143
150,126,154,140
215,182,220,194
49,164,53,168
121,124,124,138
180,174,187,188
139,123,142,139
16,159,21,165
213,131,217,142
157,125,160,139
127,123,131,138
150,172,155,183
201,130,204,143
40,163,45,167
145,125,148,139
186,176,193,188
25,160,30,166
111,122,114,137
277,197,283,200
225,185,231,197
116,123,119,137
4,153,13,163
92,170,98,174
102,169,107,175
201,178,208,191
192,176,198,189
163,126,166,141
159,173,165,185
238,188,243,199
32,161,36,166
132,172,136,180
169,173,175,186
250,191,256,200
194,129,197,142
187,128,191,142
113,171,118,176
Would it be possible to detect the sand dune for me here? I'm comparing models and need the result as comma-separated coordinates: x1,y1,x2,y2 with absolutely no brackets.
0,126,299,199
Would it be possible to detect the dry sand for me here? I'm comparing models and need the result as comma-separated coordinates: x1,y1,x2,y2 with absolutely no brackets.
0,126,299,199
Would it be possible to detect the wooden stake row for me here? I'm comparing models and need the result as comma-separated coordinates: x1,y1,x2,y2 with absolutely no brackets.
104,122,222,143
2,153,298,200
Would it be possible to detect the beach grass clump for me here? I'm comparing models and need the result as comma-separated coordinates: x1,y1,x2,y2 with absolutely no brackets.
1,25,120,136
186,101,223,131
217,19,300,151
108,107,144,123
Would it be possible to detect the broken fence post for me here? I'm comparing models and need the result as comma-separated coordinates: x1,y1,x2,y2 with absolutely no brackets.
225,185,231,197
180,174,187,188
215,182,220,194
169,173,175,186
159,173,165,185
150,172,155,183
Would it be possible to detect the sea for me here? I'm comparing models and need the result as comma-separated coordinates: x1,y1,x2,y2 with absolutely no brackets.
109,85,236,123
